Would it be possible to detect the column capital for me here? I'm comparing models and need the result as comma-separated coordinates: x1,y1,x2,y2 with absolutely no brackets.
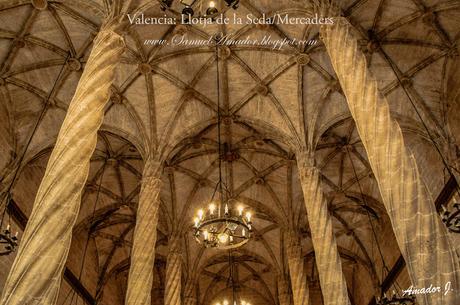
295,151,322,182
167,242,183,257
286,228,300,246
100,13,131,37
295,150,315,169
92,25,125,51
142,158,163,181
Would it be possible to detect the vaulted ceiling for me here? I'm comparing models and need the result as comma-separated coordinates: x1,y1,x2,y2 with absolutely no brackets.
0,0,459,305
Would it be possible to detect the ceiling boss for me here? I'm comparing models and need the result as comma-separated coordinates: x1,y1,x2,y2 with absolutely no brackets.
160,0,239,19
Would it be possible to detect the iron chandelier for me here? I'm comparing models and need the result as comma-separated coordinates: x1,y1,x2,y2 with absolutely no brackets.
192,44,252,250
376,291,415,305
193,198,252,249
0,194,18,256
212,252,251,305
160,0,239,19
441,203,460,233
0,218,18,256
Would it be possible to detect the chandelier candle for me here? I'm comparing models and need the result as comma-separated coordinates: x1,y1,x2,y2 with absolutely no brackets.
193,199,252,249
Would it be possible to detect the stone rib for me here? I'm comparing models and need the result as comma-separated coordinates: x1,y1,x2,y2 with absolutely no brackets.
278,276,291,305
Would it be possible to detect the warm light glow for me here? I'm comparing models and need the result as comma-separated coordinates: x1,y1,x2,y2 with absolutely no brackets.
242,228,246,237
218,232,229,244
194,217,199,227
203,230,209,240
209,1,216,8
246,211,252,222
209,203,216,215
198,209,204,220
215,299,250,305
237,205,244,216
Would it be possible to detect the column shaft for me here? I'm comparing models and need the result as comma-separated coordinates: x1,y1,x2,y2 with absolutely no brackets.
278,277,291,305
297,156,350,305
164,240,182,305
286,233,309,305
125,158,163,305
321,17,460,304
183,279,197,305
184,296,197,305
0,28,124,305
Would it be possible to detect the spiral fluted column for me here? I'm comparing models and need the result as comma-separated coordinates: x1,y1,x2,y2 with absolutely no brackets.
164,237,182,305
286,232,309,305
320,16,460,304
183,279,197,305
297,152,350,305
278,276,291,305
184,295,197,305
0,27,124,305
125,158,163,305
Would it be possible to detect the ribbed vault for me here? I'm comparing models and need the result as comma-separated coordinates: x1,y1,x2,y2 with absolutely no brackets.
0,0,459,305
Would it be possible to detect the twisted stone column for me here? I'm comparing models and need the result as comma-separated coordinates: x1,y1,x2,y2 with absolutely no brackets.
286,232,309,305
320,16,460,304
297,153,350,305
184,295,197,305
164,237,182,305
278,276,291,305
183,279,197,305
0,27,124,305
125,158,163,305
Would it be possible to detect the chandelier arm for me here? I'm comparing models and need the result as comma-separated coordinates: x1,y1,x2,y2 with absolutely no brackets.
210,174,221,203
